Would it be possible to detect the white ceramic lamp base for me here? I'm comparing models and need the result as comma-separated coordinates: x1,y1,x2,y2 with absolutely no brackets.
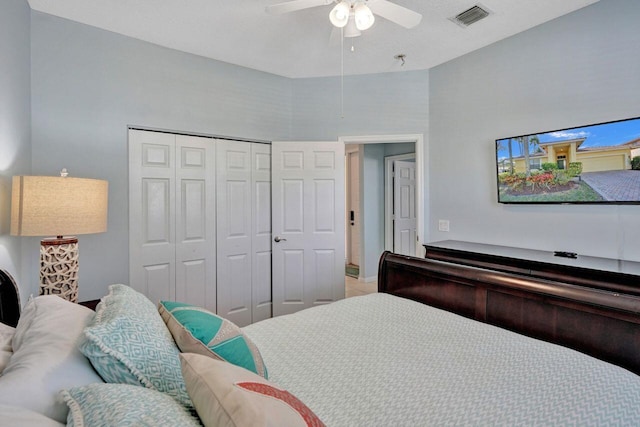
40,237,79,303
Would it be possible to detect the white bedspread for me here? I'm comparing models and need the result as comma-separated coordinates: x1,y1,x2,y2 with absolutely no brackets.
243,293,640,426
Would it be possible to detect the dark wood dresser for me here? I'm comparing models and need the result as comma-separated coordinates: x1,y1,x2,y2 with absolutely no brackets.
423,240,640,296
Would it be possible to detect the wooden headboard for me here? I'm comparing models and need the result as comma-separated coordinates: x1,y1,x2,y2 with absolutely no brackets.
378,252,640,375
0,269,20,327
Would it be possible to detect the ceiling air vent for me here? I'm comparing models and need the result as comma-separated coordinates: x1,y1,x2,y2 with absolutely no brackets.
452,4,490,27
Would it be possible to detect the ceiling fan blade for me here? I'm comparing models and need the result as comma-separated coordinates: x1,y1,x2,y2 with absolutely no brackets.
368,0,422,29
266,0,333,15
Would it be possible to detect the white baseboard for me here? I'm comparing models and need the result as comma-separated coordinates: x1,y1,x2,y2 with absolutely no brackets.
362,275,377,283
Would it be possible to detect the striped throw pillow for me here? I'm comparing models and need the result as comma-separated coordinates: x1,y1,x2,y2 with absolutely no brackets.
159,301,267,378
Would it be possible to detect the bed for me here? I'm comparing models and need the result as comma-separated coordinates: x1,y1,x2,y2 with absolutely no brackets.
1,252,639,426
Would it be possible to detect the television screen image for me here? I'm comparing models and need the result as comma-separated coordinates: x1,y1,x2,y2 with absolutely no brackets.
496,116,640,204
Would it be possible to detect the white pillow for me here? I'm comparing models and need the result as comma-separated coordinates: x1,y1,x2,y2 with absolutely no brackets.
0,404,65,427
0,323,15,374
0,295,103,423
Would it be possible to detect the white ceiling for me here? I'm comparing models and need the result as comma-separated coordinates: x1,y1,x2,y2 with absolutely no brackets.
27,0,600,79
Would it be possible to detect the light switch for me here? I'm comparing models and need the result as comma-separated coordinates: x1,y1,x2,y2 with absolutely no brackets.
438,219,450,232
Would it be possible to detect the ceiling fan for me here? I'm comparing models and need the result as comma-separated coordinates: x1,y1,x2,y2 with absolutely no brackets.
266,0,422,37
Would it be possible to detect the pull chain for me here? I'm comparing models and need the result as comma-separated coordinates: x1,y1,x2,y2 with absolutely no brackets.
340,27,344,119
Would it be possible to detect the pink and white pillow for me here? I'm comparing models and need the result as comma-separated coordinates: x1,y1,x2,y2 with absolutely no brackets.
180,353,324,427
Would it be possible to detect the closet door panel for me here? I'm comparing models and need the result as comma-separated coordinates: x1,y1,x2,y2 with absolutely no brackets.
179,259,206,304
226,253,252,314
217,141,252,327
175,135,216,311
129,130,176,302
144,263,172,306
253,251,272,317
252,144,272,323
142,179,171,246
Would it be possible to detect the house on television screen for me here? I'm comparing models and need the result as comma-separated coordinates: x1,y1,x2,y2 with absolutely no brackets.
511,137,638,173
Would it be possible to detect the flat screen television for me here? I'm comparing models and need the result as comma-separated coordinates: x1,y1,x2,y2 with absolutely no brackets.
496,116,640,204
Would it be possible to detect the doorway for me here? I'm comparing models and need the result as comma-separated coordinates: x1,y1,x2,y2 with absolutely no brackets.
340,134,425,294
557,155,567,170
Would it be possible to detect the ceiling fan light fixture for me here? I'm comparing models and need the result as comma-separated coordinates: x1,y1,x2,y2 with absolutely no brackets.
354,3,375,31
329,1,350,28
343,13,362,37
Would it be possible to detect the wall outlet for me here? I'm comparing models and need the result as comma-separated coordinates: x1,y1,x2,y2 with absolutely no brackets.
438,219,450,232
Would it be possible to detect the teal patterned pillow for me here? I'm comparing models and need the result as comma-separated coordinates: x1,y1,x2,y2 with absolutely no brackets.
61,383,201,427
159,301,268,378
79,284,192,409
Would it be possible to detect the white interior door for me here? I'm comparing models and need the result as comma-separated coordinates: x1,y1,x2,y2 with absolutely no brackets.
393,160,416,256
216,141,253,326
272,141,345,317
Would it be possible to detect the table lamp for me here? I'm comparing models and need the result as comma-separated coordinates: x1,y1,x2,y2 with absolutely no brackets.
10,169,108,303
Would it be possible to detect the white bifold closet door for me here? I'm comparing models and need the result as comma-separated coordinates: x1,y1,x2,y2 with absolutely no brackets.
216,141,272,327
130,131,344,323
129,129,217,310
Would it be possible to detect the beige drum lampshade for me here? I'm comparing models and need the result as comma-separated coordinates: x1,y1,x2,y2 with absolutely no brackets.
11,175,108,237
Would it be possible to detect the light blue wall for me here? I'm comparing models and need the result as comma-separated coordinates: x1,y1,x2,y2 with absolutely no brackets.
30,12,292,300
0,0,32,302
429,0,640,260
291,71,428,140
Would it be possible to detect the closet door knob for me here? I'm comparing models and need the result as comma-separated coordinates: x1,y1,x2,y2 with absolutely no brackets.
274,236,287,242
